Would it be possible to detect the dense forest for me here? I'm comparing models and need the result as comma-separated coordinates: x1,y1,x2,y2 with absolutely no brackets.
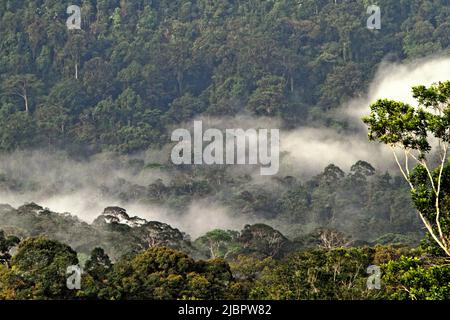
1,0,450,300
0,205,445,300
1,0,450,152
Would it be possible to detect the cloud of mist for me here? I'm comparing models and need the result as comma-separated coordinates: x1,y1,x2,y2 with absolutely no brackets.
279,128,393,176
125,200,251,239
280,56,450,176
0,150,248,237
0,56,449,236
0,150,169,222
184,57,450,178
345,56,450,125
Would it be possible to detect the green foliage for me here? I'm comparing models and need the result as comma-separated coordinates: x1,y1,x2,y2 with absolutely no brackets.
0,230,19,266
363,82,450,158
194,229,241,259
1,234,449,301
249,247,386,300
0,237,78,299
383,255,450,300
246,76,287,116
1,0,450,153
410,161,450,255
91,246,236,300
2,0,450,301
0,159,422,256
364,81,450,256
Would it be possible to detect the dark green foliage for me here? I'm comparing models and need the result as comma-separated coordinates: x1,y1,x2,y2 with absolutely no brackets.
249,247,385,300
0,237,78,299
0,230,19,266
1,0,450,152
411,161,450,256
0,158,422,256
86,246,236,300
1,0,450,301
0,234,448,301
194,229,241,259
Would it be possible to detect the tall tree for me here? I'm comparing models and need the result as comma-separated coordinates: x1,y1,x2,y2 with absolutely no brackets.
363,81,450,256
2,74,43,112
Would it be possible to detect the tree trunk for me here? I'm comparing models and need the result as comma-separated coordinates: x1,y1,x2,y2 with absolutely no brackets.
177,70,183,95
23,87,29,113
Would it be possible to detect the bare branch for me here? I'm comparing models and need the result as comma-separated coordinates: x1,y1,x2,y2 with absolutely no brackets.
390,145,414,190
435,143,449,248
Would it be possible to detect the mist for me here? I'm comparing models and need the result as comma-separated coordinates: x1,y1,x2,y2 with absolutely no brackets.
0,150,169,221
280,56,450,176
0,150,249,238
345,56,450,124
1,55,449,236
125,200,254,238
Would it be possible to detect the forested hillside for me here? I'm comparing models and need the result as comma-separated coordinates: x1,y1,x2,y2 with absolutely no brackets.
1,0,450,152
2,0,450,301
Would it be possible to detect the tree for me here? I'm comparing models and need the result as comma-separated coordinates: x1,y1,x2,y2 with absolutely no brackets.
2,74,43,113
195,229,240,259
363,81,450,256
62,33,86,80
316,228,350,250
383,255,450,300
250,248,384,300
238,224,289,258
278,185,311,223
79,247,112,299
84,247,112,279
246,75,286,116
164,93,206,124
403,20,442,58
319,63,365,110
350,160,376,178
0,237,78,299
0,111,38,150
35,104,70,144
103,247,235,300
0,230,20,267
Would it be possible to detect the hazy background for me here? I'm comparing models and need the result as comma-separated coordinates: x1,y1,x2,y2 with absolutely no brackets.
1,56,449,237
